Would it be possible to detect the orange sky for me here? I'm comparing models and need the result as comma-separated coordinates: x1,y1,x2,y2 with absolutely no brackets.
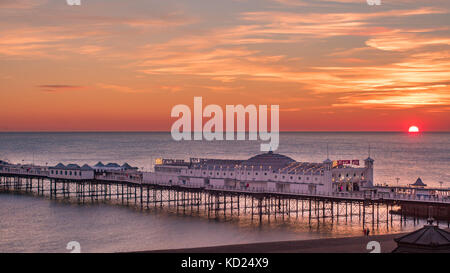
0,0,449,132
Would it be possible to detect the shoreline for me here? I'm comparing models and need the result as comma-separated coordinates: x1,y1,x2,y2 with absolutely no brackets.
143,232,408,253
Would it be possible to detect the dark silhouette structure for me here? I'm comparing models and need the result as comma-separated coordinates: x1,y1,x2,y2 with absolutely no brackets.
393,218,450,253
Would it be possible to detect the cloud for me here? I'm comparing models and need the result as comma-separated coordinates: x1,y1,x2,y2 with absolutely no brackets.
0,26,107,58
134,5,448,84
270,0,308,6
358,93,449,107
333,88,450,109
0,9,195,58
37,85,85,92
0,0,46,9
366,34,450,51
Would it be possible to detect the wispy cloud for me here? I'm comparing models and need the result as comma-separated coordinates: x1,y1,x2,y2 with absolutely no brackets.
37,85,85,93
0,0,47,9
366,33,450,51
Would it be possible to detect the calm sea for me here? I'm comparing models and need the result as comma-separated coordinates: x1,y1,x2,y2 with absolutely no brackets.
0,132,449,252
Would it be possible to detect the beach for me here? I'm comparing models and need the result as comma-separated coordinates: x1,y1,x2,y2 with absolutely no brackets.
147,232,406,253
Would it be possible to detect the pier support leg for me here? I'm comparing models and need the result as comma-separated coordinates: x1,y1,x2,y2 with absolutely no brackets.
147,187,149,209
363,202,366,227
140,186,143,210
258,198,263,224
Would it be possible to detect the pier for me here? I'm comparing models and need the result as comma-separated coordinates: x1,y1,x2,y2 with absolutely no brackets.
1,163,449,229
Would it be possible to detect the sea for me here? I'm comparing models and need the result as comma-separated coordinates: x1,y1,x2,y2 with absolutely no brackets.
0,132,449,252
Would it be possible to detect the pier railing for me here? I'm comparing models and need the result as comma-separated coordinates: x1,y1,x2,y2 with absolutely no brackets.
0,166,48,177
95,172,143,183
139,180,450,204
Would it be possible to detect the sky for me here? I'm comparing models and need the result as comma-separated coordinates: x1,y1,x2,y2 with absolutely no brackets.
0,0,449,132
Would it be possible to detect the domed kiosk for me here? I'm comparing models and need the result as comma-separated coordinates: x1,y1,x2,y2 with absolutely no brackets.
411,177,427,188
242,151,296,170
392,219,450,253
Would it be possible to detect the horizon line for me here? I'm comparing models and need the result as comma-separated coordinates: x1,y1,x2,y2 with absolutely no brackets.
0,130,448,133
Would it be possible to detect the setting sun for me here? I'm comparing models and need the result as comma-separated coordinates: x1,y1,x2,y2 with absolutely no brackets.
408,126,420,133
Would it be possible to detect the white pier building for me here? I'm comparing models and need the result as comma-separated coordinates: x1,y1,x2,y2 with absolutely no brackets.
145,151,374,194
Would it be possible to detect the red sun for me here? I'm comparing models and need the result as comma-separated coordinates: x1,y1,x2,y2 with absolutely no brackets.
408,126,420,133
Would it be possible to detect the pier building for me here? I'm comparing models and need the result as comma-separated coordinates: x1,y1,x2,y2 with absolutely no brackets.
93,162,138,172
147,151,374,194
49,163,94,180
